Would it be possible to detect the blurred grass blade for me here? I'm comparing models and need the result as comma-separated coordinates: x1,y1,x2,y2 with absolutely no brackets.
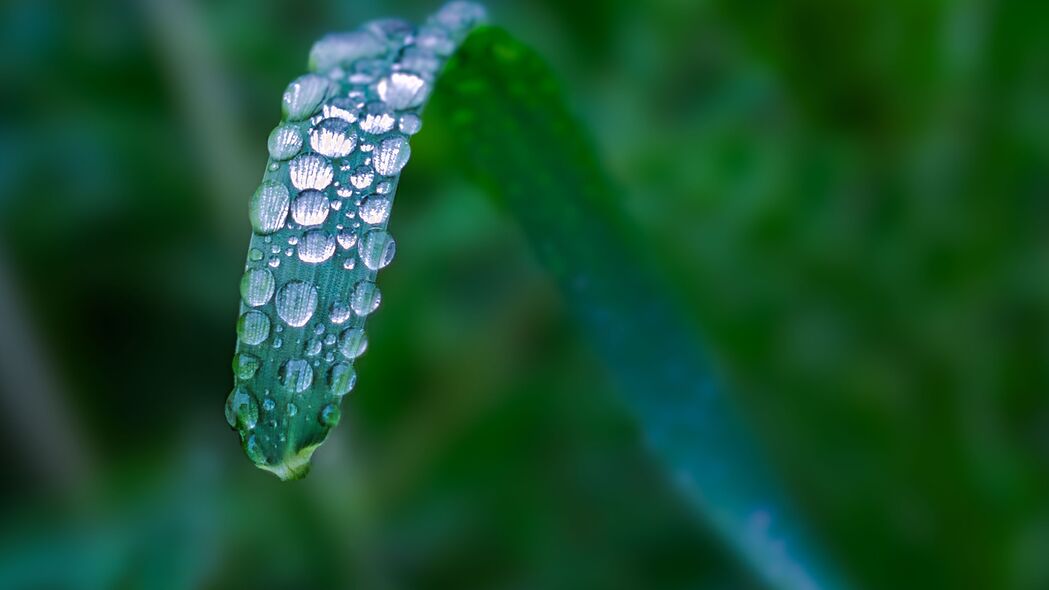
429,27,848,590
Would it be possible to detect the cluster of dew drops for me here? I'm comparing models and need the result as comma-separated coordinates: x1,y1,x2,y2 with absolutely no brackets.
225,2,487,466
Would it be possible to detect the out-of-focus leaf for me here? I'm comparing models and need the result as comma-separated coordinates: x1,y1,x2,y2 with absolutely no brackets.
428,26,848,590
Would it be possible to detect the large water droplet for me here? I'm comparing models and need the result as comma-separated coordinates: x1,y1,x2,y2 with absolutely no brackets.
373,136,410,176
240,268,275,307
329,363,357,396
249,181,290,235
279,358,314,393
282,74,331,121
350,280,381,316
232,353,260,380
237,311,271,345
358,102,396,134
297,230,336,263
310,117,357,157
275,281,318,327
268,124,303,160
289,154,333,190
245,433,267,464
309,31,386,72
338,328,368,359
319,403,341,427
225,386,259,429
359,230,396,270
377,72,429,110
358,195,391,225
290,189,330,226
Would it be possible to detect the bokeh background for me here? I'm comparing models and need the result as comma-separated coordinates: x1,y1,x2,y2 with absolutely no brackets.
2,0,1048,588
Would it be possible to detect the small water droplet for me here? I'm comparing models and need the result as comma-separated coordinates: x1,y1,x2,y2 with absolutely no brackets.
338,328,368,359
310,117,357,157
324,333,337,346
329,362,357,396
289,154,334,190
232,353,260,380
330,302,352,324
248,248,264,261
283,74,331,121
336,231,357,250
225,386,259,429
262,397,276,412
359,230,396,270
373,136,410,176
319,403,341,427
350,280,381,315
290,189,330,226
287,402,299,417
249,181,290,235
377,72,429,110
297,230,336,263
280,358,314,393
343,258,357,270
275,281,319,327
358,195,391,225
272,337,283,349
245,433,267,464
237,311,271,345
268,256,281,268
268,124,303,160
306,338,323,356
240,268,276,307
349,165,375,190
399,113,422,135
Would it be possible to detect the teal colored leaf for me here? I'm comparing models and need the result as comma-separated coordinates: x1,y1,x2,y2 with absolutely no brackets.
427,26,849,590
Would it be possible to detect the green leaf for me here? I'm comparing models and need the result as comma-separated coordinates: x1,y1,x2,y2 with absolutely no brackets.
428,26,849,590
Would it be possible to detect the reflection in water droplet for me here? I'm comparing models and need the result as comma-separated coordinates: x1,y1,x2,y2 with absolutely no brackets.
249,181,290,235
225,387,259,429
358,195,391,225
359,230,396,271
373,136,411,176
268,124,303,160
377,72,429,110
232,353,260,380
283,74,331,121
289,154,334,190
319,403,341,427
310,117,357,157
280,359,314,393
275,281,318,327
297,230,336,263
329,362,357,396
237,311,271,345
338,328,368,359
240,268,276,307
291,189,330,226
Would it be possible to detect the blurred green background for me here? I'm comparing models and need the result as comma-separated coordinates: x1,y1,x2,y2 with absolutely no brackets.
1,0,1048,588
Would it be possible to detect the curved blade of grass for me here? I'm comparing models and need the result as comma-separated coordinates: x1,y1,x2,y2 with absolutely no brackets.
428,27,849,590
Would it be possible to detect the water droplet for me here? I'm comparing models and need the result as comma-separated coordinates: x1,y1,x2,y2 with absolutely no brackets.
287,402,299,417
306,337,323,356
351,281,381,316
365,18,415,46
289,154,334,190
414,26,455,55
268,124,303,160
324,333,337,346
375,180,392,194
377,72,429,110
338,328,368,359
310,117,357,157
309,31,386,72
245,433,267,464
349,165,375,190
336,230,358,250
399,113,422,135
359,230,396,270
321,98,359,123
268,256,281,268
290,189,330,226
237,311,271,345
262,397,276,412
272,336,283,349
282,74,331,121
343,258,357,270
280,358,314,392
319,403,341,427
358,195,391,225
232,353,260,380
249,181,290,235
431,2,488,36
275,281,318,327
358,101,396,134
297,230,336,264
373,136,411,176
314,323,326,335
330,302,352,324
240,268,275,307
248,248,264,261
225,387,259,429
329,363,357,396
